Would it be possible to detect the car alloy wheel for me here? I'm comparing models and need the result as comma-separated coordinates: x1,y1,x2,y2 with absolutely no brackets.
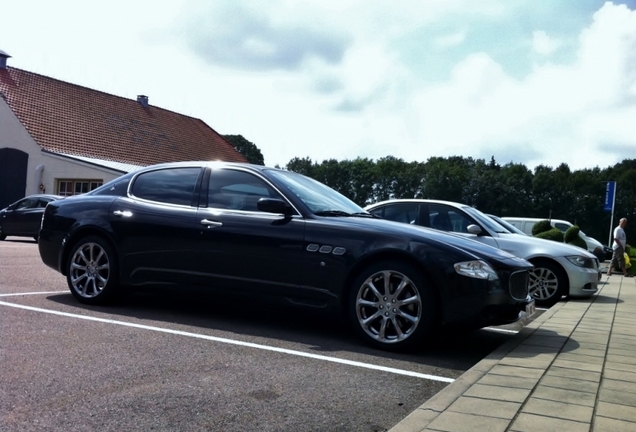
528,260,565,308
67,236,119,304
349,261,435,351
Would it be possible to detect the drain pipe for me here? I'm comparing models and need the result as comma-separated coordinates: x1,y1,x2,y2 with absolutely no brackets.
34,164,45,194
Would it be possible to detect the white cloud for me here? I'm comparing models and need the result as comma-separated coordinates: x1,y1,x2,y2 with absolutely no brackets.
434,32,467,49
398,1,636,170
2,1,635,171
532,30,562,55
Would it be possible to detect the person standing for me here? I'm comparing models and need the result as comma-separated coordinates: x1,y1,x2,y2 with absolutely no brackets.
607,218,630,276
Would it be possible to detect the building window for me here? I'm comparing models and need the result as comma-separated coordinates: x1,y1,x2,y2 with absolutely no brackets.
57,180,103,196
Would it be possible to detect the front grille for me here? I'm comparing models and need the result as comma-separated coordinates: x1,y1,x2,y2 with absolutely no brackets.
509,270,529,301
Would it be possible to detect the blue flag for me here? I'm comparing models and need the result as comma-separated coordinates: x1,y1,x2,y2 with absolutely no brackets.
604,181,615,213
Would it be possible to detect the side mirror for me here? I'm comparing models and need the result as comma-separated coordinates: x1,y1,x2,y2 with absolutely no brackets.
257,198,293,216
467,224,482,235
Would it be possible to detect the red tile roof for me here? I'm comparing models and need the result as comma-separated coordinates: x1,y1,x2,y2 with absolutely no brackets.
0,67,247,166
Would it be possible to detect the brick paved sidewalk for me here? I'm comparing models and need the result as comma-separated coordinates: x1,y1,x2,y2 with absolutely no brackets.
391,275,636,432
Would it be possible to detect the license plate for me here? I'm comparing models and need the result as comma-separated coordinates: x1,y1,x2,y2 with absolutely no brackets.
525,300,536,318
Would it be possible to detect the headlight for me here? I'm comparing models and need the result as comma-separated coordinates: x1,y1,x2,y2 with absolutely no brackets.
566,256,588,267
454,260,499,280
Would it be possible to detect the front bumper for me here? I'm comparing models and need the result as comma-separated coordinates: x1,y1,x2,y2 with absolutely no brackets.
440,269,533,329
559,257,599,298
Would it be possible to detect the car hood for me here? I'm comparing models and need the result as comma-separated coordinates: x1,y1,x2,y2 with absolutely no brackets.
321,215,529,264
493,232,597,259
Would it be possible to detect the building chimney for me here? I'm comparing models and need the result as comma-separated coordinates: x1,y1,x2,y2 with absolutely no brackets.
137,95,149,107
0,50,10,69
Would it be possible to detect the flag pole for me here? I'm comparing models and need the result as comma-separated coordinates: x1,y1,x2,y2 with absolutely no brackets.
607,182,616,247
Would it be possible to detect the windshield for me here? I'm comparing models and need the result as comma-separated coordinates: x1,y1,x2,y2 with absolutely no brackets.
462,206,511,234
266,169,365,215
487,214,527,235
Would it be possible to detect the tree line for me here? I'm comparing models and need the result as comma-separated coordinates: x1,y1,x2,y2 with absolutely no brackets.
284,155,636,246
225,134,635,246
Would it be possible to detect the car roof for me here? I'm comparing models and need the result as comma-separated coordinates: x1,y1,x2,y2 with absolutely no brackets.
135,161,274,173
367,199,467,209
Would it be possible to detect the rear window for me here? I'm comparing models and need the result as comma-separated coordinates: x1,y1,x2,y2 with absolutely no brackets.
131,167,202,206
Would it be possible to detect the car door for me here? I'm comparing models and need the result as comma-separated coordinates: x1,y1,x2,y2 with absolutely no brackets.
193,167,307,297
2,197,38,235
110,166,205,285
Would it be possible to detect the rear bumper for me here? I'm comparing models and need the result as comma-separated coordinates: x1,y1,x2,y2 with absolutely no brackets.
37,228,67,273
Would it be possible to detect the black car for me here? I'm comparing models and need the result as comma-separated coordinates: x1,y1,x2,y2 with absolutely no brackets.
0,194,63,241
38,162,533,351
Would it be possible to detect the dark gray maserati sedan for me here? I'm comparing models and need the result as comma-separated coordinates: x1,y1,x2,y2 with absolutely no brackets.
38,161,534,351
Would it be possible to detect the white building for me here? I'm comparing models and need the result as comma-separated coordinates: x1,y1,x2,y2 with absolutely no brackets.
0,50,246,208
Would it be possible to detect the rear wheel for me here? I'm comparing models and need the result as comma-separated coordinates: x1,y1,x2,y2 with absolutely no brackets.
66,235,120,305
529,260,566,307
348,261,436,351
0,225,6,240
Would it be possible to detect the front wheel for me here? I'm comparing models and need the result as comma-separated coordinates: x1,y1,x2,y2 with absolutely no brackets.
529,260,566,308
348,261,436,351
66,235,120,305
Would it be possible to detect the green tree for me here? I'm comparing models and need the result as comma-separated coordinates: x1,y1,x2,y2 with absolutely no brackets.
348,158,377,205
286,157,316,177
223,134,265,165
421,156,472,202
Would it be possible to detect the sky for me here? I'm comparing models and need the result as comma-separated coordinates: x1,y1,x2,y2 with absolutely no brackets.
2,0,636,171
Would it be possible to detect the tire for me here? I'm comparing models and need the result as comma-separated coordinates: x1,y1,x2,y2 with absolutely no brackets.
0,225,6,240
348,261,436,351
528,260,566,308
66,235,120,305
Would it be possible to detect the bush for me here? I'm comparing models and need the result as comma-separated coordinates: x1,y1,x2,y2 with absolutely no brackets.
532,220,553,236
563,225,580,243
564,225,587,249
535,228,565,243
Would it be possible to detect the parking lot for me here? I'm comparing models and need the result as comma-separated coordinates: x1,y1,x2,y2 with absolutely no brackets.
1,239,543,432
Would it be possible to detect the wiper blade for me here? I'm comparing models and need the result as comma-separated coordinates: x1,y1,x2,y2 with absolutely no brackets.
314,210,353,217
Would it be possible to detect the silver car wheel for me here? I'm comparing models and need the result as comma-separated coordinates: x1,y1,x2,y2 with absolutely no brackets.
355,270,422,344
69,242,110,298
529,267,559,300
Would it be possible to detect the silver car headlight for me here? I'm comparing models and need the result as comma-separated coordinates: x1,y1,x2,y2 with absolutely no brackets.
454,260,500,281
566,255,588,267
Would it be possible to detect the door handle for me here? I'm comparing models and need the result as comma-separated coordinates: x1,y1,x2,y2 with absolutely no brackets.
113,210,133,218
201,219,222,227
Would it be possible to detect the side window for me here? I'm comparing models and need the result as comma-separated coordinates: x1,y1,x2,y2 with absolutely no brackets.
447,210,475,233
131,167,202,206
427,205,452,231
376,204,419,224
16,198,36,210
207,169,281,211
426,204,474,233
554,223,569,232
37,198,51,208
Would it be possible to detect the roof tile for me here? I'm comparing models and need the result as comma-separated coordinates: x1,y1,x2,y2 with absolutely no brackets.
0,67,247,166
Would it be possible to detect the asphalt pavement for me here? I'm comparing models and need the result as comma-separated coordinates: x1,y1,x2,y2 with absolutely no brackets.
390,273,636,432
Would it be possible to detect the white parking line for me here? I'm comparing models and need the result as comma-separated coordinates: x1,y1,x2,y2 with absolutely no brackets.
0,291,67,297
0,299,455,383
